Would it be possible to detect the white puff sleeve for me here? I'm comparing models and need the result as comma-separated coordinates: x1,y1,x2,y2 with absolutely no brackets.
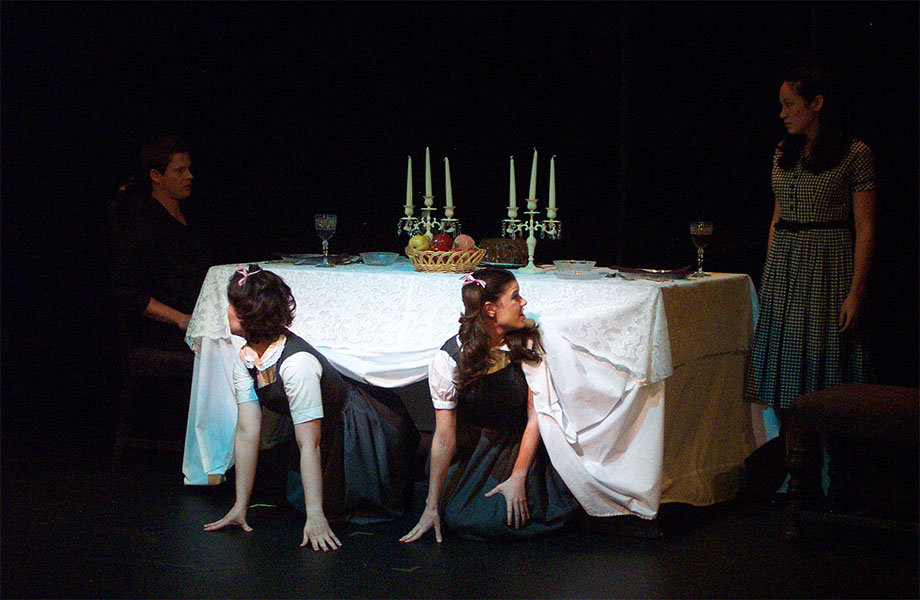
278,351,324,425
232,355,259,405
428,349,459,410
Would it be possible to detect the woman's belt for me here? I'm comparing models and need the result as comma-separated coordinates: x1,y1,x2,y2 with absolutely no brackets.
774,219,850,233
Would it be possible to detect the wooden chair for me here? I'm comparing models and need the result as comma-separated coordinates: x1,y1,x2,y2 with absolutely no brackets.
112,345,193,459
109,179,194,460
784,383,919,539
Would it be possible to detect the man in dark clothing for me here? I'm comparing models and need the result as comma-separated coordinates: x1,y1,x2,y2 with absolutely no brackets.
112,136,213,351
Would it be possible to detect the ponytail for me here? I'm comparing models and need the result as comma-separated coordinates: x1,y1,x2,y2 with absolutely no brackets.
455,269,542,389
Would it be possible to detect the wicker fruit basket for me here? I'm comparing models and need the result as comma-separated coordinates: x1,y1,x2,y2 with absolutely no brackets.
406,247,487,273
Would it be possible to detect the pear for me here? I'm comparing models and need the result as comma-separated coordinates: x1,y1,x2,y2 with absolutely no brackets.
407,234,431,252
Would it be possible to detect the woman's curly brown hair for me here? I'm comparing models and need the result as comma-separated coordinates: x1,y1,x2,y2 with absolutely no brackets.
456,268,542,390
227,264,295,345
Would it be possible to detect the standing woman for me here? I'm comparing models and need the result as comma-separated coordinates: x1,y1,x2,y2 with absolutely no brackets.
205,265,418,550
401,269,580,542
745,66,877,416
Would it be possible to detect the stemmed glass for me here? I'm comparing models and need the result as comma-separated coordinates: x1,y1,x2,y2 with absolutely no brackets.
689,221,713,277
315,214,337,268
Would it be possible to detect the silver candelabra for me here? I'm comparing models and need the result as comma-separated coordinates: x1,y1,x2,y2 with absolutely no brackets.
502,199,561,274
397,195,462,238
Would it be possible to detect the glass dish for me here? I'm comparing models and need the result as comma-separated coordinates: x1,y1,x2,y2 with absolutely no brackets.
360,252,399,266
553,260,597,275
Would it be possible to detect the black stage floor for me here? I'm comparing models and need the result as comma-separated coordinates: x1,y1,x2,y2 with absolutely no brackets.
2,429,918,599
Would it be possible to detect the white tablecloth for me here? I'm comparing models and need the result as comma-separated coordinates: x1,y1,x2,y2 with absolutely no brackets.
181,260,762,517
185,261,672,386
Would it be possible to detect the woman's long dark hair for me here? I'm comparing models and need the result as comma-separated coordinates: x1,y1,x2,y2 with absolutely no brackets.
456,268,542,390
227,264,295,345
777,66,852,174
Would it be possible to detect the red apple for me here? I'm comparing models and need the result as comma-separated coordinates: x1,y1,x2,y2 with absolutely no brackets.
432,233,453,252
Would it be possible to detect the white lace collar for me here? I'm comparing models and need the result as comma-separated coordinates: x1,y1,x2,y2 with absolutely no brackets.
455,335,511,353
239,335,287,371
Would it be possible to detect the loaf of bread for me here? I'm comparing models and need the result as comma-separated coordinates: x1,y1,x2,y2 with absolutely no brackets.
478,237,527,265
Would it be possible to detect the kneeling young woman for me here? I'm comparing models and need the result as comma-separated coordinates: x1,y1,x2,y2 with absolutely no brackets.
401,268,581,542
205,265,418,550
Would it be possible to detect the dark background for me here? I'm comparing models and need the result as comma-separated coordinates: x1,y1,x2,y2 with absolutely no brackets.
2,2,917,455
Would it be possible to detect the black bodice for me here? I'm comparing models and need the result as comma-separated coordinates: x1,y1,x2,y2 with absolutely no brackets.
247,330,347,418
442,336,529,431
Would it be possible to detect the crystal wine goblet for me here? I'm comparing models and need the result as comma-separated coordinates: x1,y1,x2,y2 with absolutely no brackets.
689,221,713,277
315,214,337,268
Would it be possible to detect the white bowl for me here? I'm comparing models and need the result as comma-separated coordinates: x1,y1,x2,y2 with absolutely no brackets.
553,260,596,274
361,252,399,266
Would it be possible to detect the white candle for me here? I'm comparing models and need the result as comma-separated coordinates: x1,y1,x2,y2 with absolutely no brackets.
425,146,432,197
548,155,556,210
528,148,537,200
405,156,413,207
509,156,517,210
444,157,453,208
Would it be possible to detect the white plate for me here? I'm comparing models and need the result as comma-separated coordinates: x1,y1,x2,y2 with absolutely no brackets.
280,254,323,265
610,267,691,280
611,269,689,281
553,270,607,281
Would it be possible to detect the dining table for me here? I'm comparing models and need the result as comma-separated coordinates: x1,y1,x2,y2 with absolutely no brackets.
181,258,767,518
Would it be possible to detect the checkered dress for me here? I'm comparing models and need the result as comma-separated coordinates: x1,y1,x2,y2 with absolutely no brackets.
745,139,875,409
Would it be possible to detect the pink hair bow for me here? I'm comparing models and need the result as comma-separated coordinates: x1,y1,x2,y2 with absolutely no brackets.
460,273,486,288
236,264,263,287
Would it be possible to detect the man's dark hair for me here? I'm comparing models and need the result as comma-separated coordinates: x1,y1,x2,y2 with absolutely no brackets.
140,135,190,183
